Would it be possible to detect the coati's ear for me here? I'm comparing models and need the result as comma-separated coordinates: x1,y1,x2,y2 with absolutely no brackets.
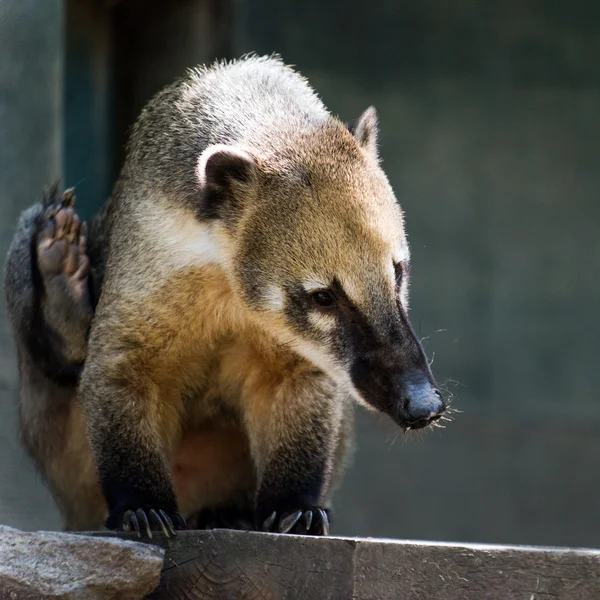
347,106,379,159
197,144,258,220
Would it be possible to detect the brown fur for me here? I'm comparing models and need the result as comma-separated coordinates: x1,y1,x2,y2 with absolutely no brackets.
6,55,442,533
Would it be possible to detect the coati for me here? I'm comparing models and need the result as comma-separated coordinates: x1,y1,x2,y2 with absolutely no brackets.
4,55,445,537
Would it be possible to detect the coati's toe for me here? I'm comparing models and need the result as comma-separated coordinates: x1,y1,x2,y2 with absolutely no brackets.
262,507,330,536
37,186,90,304
121,508,187,539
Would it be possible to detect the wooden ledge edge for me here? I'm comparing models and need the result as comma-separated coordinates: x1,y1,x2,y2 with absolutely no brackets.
84,528,600,556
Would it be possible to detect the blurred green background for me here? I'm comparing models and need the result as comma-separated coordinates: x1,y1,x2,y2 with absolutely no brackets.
1,0,598,547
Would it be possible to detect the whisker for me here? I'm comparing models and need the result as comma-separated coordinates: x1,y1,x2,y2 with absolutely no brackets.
419,328,448,345
443,378,467,389
387,431,402,450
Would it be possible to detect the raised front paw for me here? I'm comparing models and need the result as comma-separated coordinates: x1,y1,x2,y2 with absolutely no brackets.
37,185,90,305
116,508,187,539
262,507,330,536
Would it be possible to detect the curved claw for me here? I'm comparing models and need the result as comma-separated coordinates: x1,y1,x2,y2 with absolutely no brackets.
122,510,141,538
62,188,76,207
316,508,330,536
279,510,303,534
301,510,313,533
148,509,171,537
136,509,152,539
173,512,188,530
262,511,277,532
159,509,177,536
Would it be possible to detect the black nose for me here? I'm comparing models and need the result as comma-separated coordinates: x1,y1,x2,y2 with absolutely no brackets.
402,378,445,429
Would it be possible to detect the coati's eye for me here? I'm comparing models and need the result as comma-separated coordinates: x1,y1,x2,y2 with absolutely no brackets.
311,290,336,309
394,263,403,286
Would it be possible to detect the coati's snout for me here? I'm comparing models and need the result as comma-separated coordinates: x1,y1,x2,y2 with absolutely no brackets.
400,374,445,429
352,361,445,430
344,303,446,430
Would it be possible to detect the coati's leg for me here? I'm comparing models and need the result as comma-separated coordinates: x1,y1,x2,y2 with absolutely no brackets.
3,183,106,530
223,349,343,536
80,309,188,536
248,388,340,535
258,400,353,536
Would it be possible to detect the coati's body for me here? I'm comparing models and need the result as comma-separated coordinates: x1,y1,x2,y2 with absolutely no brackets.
5,186,353,531
5,55,444,534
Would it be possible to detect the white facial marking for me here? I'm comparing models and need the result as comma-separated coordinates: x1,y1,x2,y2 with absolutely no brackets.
291,338,376,410
263,285,285,311
308,311,336,333
290,338,345,381
347,383,375,409
302,277,330,293
393,244,410,266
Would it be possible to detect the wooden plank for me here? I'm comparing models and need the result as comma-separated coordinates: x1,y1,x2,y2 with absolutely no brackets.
92,530,600,599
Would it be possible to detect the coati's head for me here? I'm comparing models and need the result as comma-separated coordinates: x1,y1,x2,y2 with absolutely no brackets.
197,107,445,430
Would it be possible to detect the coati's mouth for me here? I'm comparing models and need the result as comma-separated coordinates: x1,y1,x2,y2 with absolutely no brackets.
402,412,443,431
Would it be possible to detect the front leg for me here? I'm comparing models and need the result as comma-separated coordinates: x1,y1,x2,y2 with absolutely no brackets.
80,316,187,538
242,370,343,536
257,434,332,536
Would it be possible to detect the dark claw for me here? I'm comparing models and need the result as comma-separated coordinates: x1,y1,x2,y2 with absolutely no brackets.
122,510,141,538
262,511,277,532
159,509,177,536
148,509,171,537
173,512,187,530
301,510,313,533
278,510,303,534
136,509,152,539
62,188,76,207
317,508,330,536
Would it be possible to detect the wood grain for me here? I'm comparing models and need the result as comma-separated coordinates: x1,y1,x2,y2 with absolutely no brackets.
90,530,600,600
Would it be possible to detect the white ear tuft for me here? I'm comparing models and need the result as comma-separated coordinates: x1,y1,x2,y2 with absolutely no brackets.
350,106,379,159
196,145,258,219
197,144,256,189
